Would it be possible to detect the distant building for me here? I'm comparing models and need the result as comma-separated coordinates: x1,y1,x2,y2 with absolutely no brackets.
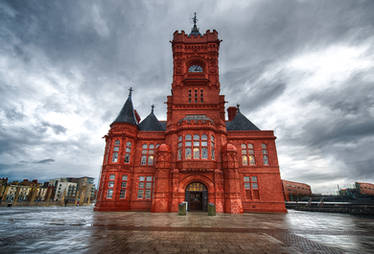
339,182,374,199
67,177,95,203
50,178,77,202
282,180,312,201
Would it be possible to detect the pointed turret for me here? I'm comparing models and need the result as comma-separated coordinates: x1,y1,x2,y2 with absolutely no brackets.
112,87,138,126
139,105,165,131
189,12,202,37
226,105,260,131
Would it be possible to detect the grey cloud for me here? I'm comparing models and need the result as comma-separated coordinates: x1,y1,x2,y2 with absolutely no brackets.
34,159,55,164
41,121,67,135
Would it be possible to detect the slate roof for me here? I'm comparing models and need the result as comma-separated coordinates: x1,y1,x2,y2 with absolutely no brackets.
139,109,165,131
189,24,202,37
226,111,260,131
112,92,138,126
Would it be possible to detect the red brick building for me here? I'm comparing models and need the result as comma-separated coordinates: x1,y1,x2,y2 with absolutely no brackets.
282,180,312,201
95,19,286,213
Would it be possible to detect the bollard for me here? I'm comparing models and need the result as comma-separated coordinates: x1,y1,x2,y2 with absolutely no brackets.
208,203,216,216
178,202,187,216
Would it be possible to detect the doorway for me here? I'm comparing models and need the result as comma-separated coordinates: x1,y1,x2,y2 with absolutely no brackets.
185,182,208,211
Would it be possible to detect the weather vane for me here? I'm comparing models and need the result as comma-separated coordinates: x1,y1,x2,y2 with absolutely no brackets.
129,87,134,97
192,12,198,26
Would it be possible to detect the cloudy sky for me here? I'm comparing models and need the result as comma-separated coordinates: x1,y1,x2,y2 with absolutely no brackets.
0,0,373,193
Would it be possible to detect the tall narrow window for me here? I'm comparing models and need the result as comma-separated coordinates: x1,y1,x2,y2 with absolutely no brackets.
200,89,204,103
141,143,155,165
211,135,215,160
141,144,147,165
107,174,115,199
193,135,200,159
112,140,120,163
185,135,192,159
262,144,269,165
188,89,192,103
248,144,255,165
201,134,208,159
124,141,131,163
137,176,153,200
120,175,128,199
194,89,198,103
177,136,182,160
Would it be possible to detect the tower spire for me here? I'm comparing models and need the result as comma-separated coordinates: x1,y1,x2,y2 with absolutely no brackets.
151,104,154,113
128,87,133,97
189,12,201,36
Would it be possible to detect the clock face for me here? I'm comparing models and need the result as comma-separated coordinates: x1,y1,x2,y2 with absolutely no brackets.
188,65,203,72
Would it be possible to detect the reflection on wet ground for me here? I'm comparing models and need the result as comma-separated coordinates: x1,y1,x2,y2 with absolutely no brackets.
0,206,373,253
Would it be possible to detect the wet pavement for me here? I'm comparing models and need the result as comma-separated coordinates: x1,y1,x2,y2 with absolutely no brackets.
0,206,373,253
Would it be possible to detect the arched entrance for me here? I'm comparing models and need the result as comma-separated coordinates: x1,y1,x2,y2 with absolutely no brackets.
185,182,208,211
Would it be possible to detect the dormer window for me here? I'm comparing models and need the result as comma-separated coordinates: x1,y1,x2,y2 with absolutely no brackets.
188,65,203,72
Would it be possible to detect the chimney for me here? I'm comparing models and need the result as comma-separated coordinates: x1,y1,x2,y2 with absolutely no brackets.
227,106,238,121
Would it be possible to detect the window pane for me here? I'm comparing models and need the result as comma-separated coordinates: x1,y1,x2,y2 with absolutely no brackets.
244,176,250,182
252,183,258,189
177,149,182,160
126,147,131,152
193,141,200,146
107,189,113,198
263,155,269,165
211,148,215,160
108,181,114,188
139,176,145,181
112,152,118,162
121,182,127,188
186,141,192,147
211,136,215,142
109,174,115,180
242,155,248,165
156,144,160,148
185,148,192,159
244,183,250,189
120,189,126,199
178,142,182,148
142,144,148,149
262,150,268,154
142,150,147,154
201,134,208,140
193,148,200,159
148,150,154,154
249,155,255,165
145,190,151,199
148,155,154,165
146,176,152,181
124,153,130,163
262,144,267,149
113,146,119,151
139,182,144,189
146,183,152,189
141,156,147,165
185,135,192,140
241,144,246,149
114,140,120,145
249,149,254,154
202,148,208,159
248,144,253,149
126,142,131,147
137,190,144,199
201,141,207,146
252,176,257,182
149,144,154,149
242,150,246,154
193,135,199,140
178,136,182,142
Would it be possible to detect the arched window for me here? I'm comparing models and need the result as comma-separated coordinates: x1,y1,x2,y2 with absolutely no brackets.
188,65,203,72
124,142,131,163
211,136,215,160
177,136,182,160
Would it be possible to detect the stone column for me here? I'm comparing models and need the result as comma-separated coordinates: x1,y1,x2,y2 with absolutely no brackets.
151,144,171,212
222,143,243,214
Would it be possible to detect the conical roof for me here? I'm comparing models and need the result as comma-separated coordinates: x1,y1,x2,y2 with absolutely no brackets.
139,106,165,131
112,89,138,126
226,110,260,131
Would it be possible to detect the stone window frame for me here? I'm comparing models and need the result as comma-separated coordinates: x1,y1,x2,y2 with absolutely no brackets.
106,174,115,199
137,176,153,200
140,143,155,166
241,143,256,166
119,175,128,199
243,176,260,200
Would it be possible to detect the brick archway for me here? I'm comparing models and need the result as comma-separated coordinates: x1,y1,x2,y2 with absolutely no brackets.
178,174,214,194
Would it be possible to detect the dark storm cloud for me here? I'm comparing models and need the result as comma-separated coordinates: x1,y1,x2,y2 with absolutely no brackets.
0,0,373,192
34,159,55,164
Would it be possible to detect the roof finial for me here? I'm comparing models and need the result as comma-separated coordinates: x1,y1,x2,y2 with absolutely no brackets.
236,104,240,112
128,87,133,97
193,12,198,26
151,104,154,113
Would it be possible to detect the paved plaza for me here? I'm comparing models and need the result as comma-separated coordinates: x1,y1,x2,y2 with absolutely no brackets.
0,206,373,253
